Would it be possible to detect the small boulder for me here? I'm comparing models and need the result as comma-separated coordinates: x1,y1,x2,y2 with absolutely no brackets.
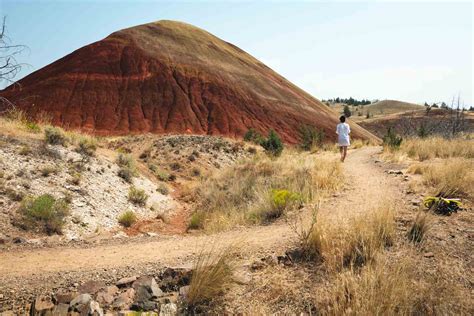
116,276,138,287
159,303,177,316
159,268,192,291
12,237,26,244
112,288,135,310
132,276,163,298
70,293,92,314
96,286,119,305
51,303,69,316
54,291,78,304
78,280,106,295
31,295,54,316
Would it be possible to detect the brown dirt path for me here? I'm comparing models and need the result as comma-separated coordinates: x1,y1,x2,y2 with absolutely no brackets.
0,146,401,288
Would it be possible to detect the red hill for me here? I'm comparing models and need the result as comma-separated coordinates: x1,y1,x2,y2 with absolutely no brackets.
0,20,378,143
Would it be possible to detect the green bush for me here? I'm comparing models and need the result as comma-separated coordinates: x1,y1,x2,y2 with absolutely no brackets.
299,125,325,150
260,130,284,157
118,210,137,227
116,153,138,182
25,121,41,133
383,127,403,149
20,194,70,234
269,189,301,219
243,128,264,144
188,211,205,230
128,186,148,206
44,126,67,146
76,137,97,157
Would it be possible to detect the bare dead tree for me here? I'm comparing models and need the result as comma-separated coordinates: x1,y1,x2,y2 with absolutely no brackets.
0,16,28,110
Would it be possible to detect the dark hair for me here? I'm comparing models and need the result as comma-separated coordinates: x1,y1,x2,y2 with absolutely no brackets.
339,116,346,123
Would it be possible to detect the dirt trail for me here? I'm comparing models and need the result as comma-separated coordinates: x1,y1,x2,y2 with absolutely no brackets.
0,146,400,278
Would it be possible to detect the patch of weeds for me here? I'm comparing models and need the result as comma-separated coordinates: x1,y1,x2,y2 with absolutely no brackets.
157,183,169,195
40,165,59,177
6,187,25,201
191,167,201,177
44,126,67,146
188,211,205,230
407,211,432,243
18,145,32,155
116,153,138,183
128,186,148,206
75,136,97,157
170,162,181,171
118,210,137,227
68,171,82,185
19,194,70,234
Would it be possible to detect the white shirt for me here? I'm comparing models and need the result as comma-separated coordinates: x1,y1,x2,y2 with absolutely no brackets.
336,123,351,146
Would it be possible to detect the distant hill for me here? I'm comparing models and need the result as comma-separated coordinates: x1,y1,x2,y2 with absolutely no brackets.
365,100,425,115
0,20,378,144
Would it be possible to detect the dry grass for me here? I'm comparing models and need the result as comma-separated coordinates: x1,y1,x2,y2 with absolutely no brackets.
409,158,474,199
407,210,433,243
190,151,342,232
300,204,395,271
402,136,474,161
187,244,239,308
321,256,462,316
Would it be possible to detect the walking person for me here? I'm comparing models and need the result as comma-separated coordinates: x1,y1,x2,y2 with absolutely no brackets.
336,115,350,162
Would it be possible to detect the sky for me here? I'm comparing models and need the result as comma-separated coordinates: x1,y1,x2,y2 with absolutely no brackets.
0,0,472,106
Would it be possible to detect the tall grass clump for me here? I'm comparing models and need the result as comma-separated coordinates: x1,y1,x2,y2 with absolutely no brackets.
116,153,138,183
407,211,432,244
44,126,67,146
299,205,395,271
19,194,70,234
75,136,97,157
191,152,342,232
118,210,137,227
420,158,473,198
402,136,474,161
186,245,238,308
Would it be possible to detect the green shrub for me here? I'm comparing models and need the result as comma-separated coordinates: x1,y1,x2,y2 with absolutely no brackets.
188,211,205,230
243,128,263,144
128,186,148,206
116,154,138,182
383,127,403,149
157,183,169,195
260,130,284,157
25,121,41,133
267,189,300,220
20,194,70,234
299,125,325,151
118,210,137,227
44,126,67,146
76,137,97,157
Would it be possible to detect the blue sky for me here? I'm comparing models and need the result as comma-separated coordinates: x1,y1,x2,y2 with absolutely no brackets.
0,0,472,106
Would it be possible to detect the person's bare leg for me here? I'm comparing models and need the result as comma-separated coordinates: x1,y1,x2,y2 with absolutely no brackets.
342,146,348,162
339,146,344,162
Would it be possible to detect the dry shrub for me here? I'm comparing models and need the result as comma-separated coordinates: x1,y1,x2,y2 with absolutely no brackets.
300,204,395,271
321,256,465,315
192,152,342,231
407,210,432,243
402,136,474,161
421,158,473,198
187,245,238,308
44,126,67,145
75,136,97,157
